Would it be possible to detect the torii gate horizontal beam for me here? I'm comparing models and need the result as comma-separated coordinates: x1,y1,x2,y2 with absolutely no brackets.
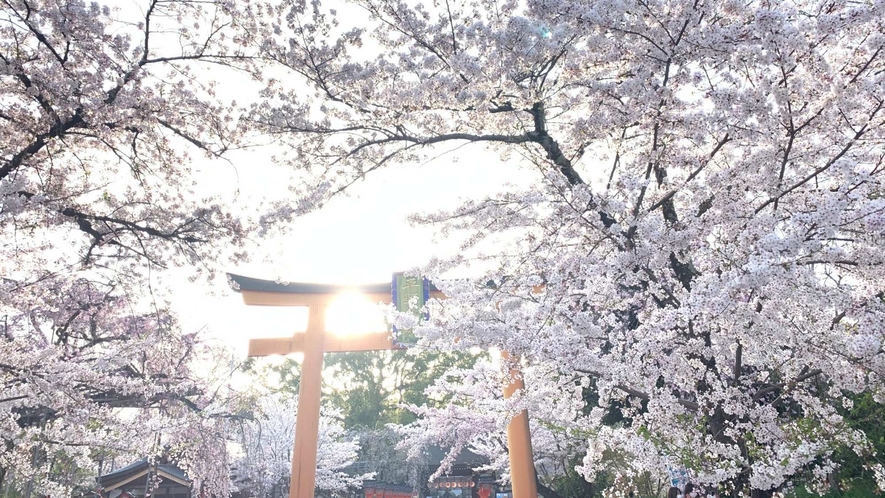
248,333,402,356
230,274,535,308
231,273,444,356
231,273,444,306
231,273,396,295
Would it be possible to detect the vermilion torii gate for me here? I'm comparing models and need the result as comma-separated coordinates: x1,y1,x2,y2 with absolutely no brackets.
228,273,538,498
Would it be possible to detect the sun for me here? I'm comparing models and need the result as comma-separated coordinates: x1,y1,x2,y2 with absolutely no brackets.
324,291,388,337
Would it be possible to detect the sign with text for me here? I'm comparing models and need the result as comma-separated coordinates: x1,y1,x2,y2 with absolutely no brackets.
391,272,429,346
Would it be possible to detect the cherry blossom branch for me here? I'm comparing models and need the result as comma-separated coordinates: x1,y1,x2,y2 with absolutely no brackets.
4,0,67,65
646,133,731,214
613,383,700,411
527,102,585,186
575,370,700,411
752,367,823,402
0,107,84,182
157,119,226,155
756,99,884,213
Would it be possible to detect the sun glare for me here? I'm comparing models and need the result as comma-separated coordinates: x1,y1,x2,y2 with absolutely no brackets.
244,305,309,338
325,291,389,336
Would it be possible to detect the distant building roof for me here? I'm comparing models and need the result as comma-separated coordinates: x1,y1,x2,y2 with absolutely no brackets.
423,446,486,467
99,459,190,491
350,445,488,479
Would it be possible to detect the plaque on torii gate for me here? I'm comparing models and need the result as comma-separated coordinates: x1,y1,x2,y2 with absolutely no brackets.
228,273,538,498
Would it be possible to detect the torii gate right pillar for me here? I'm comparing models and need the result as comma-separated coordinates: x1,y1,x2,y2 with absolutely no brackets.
502,351,538,498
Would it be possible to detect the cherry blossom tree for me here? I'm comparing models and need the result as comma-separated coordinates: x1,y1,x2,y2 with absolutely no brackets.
254,0,885,496
0,292,249,497
396,360,577,494
233,397,372,498
0,0,283,495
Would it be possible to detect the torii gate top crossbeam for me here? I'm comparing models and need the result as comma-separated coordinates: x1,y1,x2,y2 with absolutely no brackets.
227,273,443,356
229,273,394,305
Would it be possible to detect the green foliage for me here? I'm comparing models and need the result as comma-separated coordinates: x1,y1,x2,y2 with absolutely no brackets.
323,349,481,429
824,393,885,496
785,393,885,497
256,357,302,400
257,349,481,429
788,480,878,498
356,427,415,485
252,349,480,488
547,454,600,498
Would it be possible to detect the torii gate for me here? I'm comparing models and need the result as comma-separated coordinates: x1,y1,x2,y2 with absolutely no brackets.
228,273,538,498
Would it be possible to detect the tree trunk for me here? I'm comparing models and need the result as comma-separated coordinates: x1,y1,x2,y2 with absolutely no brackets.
827,472,840,495
534,477,569,498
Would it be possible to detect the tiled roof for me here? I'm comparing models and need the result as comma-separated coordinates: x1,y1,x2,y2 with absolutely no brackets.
98,459,190,488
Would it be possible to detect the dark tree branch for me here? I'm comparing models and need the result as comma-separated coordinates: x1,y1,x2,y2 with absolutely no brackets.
669,252,699,291
733,341,743,387
527,102,585,186
12,0,67,65
613,383,700,411
575,369,700,411
847,44,882,85
536,475,567,498
157,119,218,153
756,100,882,213
0,108,85,182
753,367,823,401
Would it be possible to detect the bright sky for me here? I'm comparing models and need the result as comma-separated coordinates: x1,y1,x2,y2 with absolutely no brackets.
172,145,535,357
108,0,541,358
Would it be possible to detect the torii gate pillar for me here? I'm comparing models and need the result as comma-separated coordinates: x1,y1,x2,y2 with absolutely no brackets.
291,303,325,498
502,351,538,498
228,274,538,498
